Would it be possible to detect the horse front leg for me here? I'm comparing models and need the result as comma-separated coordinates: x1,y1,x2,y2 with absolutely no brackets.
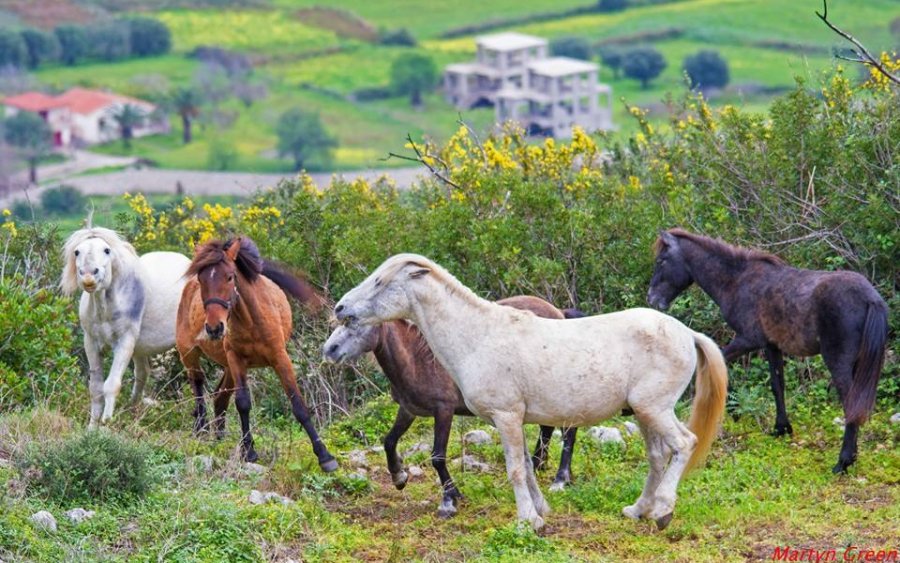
227,352,257,463
272,352,337,472
764,344,793,436
130,355,151,406
383,406,415,490
84,332,104,429
494,411,545,530
531,425,555,471
432,406,462,518
549,427,577,492
101,333,137,424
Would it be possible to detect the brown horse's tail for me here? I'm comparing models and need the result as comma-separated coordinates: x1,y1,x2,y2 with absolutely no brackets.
685,331,729,473
261,262,326,314
845,301,888,425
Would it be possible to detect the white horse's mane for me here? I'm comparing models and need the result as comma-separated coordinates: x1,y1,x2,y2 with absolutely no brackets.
376,253,491,311
60,226,139,296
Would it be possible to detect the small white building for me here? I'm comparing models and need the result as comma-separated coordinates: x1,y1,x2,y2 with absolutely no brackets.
2,88,168,148
444,32,613,138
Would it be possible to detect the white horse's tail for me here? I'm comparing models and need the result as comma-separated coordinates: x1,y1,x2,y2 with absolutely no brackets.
685,330,728,473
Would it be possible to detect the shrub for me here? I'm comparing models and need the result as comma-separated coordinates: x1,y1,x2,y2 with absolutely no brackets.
20,29,59,69
0,29,26,68
597,0,628,12
54,25,87,66
378,28,417,47
683,49,730,90
87,21,131,61
18,431,155,504
622,46,667,88
206,135,238,170
39,185,86,216
550,36,592,60
352,86,393,102
128,17,172,57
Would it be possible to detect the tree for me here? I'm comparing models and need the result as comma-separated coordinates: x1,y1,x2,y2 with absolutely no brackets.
276,108,337,171
109,104,146,149
128,17,171,57
597,46,624,79
622,46,667,89
3,112,52,184
683,50,730,90
390,53,437,107
88,21,131,61
54,25,87,66
170,87,201,144
597,0,627,12
21,29,59,69
550,36,592,61
0,29,26,68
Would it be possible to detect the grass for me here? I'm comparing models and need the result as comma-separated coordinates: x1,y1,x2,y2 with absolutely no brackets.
1,375,897,561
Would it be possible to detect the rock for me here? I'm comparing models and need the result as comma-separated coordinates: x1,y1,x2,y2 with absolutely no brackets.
141,397,160,407
401,442,431,458
890,413,900,425
459,455,492,473
589,426,625,446
348,449,369,468
623,421,639,436
347,472,368,482
368,445,385,453
249,489,292,505
190,455,215,473
30,510,57,532
64,508,95,524
463,429,492,445
407,465,425,478
243,462,267,475
833,416,845,427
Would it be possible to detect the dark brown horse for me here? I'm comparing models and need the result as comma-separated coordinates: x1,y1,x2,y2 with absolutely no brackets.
647,228,888,473
323,295,581,517
176,237,338,472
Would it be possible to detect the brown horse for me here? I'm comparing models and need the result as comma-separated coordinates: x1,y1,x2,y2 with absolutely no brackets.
323,295,581,517
176,237,338,472
648,228,888,473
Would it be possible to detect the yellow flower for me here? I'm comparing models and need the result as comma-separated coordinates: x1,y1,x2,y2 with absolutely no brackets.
2,221,17,237
2,208,11,217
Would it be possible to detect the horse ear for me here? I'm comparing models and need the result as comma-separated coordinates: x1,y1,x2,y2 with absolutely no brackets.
659,230,678,248
225,238,242,261
408,267,430,279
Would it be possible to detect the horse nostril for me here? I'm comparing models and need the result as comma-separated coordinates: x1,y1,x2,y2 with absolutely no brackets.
327,344,338,355
92,268,99,275
335,304,344,314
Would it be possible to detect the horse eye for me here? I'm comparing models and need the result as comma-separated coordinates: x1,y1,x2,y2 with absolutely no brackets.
74,250,80,257
104,248,111,255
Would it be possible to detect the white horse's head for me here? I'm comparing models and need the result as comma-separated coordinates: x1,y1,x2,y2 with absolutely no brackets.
322,321,380,363
61,227,138,295
333,254,434,326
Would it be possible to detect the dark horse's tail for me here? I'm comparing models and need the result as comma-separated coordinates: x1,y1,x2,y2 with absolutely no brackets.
563,308,587,319
845,300,889,424
262,262,326,314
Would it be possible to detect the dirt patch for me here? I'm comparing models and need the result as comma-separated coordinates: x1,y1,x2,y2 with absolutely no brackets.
0,0,98,28
294,7,378,42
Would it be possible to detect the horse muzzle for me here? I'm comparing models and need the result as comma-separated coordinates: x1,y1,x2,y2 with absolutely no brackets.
205,322,225,340
647,291,669,311
81,276,98,293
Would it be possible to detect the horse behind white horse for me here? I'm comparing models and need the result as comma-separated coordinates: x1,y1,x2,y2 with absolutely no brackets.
61,226,190,428
334,254,728,531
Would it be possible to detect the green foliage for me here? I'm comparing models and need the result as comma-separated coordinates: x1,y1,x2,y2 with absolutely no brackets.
378,27,417,46
683,49,730,90
3,111,52,183
481,523,560,560
206,135,238,170
127,17,172,57
19,431,155,504
54,25,88,66
20,29,59,69
597,0,628,12
597,45,623,78
276,108,337,171
550,35,592,60
0,28,27,68
87,20,132,62
622,45,667,88
390,52,437,107
39,186,87,217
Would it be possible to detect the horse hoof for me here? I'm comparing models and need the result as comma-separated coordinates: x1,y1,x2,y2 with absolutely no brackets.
622,505,643,520
320,458,339,473
530,516,545,531
770,425,793,437
549,480,567,493
392,470,409,490
243,449,259,463
437,500,458,518
655,512,674,530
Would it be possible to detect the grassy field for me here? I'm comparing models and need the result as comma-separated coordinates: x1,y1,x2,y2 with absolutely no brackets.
26,0,900,171
1,376,897,561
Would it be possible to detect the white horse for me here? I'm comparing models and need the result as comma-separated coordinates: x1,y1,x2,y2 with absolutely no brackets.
334,254,728,531
61,226,190,428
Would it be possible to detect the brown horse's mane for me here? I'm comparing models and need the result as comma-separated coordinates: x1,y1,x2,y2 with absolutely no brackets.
658,228,786,266
187,238,264,281
389,319,438,368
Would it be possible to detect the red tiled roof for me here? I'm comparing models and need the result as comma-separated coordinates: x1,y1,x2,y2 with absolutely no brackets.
3,92,64,112
4,88,154,115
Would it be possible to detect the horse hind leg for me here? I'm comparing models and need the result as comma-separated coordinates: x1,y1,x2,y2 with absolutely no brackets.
764,344,793,436
623,425,668,521
383,406,415,491
822,349,860,473
494,412,544,530
212,368,235,440
549,427,577,492
531,425,555,471
522,446,550,517
431,407,463,517
640,411,697,530
130,355,151,405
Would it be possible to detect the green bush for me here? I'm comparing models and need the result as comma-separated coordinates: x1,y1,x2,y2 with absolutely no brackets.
19,431,155,504
683,49,730,89
39,185,86,216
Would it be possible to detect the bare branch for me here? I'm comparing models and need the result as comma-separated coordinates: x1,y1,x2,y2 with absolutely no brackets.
816,0,900,86
384,134,462,191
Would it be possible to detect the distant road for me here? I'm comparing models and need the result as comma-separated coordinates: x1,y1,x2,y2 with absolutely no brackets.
0,165,425,207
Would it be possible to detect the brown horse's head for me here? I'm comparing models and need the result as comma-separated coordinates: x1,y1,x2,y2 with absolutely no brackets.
648,230,694,310
187,237,263,340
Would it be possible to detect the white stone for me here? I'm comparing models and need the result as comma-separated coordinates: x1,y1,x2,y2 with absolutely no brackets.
463,429,492,445
623,421,639,436
249,489,292,505
833,417,845,427
141,397,160,407
190,455,215,473
890,413,900,425
347,472,368,482
64,508,95,524
401,442,431,458
459,455,492,473
30,511,57,532
348,449,369,468
243,462,267,474
407,465,425,478
589,426,625,446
